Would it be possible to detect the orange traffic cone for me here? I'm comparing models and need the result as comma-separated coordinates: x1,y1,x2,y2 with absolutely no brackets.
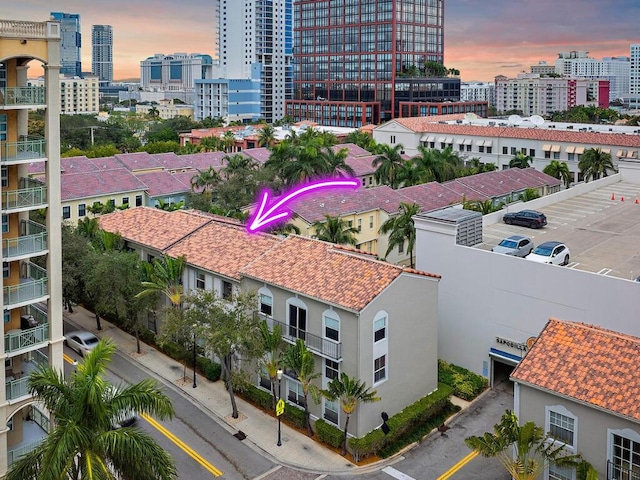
612,192,615,200
621,195,625,202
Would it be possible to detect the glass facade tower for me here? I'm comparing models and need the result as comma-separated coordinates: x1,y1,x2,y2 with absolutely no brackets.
50,12,82,77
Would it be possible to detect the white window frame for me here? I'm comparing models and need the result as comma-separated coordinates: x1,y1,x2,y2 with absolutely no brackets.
374,354,386,383
3,262,9,279
607,428,640,480
62,206,71,220
195,271,206,290
323,310,340,343
287,377,305,407
545,405,577,451
374,315,387,342
547,462,574,480
258,287,273,317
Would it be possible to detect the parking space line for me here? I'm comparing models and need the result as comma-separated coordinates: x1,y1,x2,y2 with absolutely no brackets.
567,262,580,269
598,268,612,275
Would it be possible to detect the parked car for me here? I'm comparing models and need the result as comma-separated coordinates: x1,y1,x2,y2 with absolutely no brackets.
64,330,100,356
105,385,137,429
526,241,570,265
492,235,534,257
502,210,547,229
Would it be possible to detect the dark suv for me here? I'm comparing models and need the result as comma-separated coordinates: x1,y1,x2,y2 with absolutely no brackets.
502,210,547,229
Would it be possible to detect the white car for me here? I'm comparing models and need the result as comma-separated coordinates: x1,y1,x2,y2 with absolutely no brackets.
65,330,100,356
526,241,570,266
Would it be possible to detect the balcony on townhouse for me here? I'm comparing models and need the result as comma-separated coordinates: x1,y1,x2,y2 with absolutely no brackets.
0,86,46,110
1,178,47,213
257,312,342,361
3,262,48,309
5,304,48,356
5,349,47,402
1,136,47,165
2,220,48,262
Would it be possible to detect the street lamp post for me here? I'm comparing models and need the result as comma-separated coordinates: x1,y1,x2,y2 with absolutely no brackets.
192,324,197,389
277,369,283,447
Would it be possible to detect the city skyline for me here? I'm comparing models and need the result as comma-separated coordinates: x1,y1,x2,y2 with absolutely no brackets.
5,0,639,82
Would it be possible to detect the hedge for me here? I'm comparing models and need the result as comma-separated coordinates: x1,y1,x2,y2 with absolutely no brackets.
241,385,274,411
348,383,453,462
284,403,307,430
438,360,488,401
315,419,343,449
196,357,222,382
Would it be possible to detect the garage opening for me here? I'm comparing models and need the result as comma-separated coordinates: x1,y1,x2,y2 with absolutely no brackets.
489,348,520,391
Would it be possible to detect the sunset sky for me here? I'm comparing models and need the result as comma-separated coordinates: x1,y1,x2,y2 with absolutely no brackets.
5,0,639,82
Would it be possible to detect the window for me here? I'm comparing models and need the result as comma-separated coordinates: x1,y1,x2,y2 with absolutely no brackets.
2,214,8,233
259,366,271,390
78,204,86,217
510,147,517,155
529,149,536,157
357,219,362,232
547,408,576,447
259,292,273,316
374,355,386,382
122,196,129,206
553,152,560,160
288,379,305,406
62,206,71,219
369,215,373,229
479,146,485,153
325,359,339,381
548,463,573,480
324,398,339,425
4,311,10,323
390,135,396,143
398,241,404,253
196,272,205,290
289,303,307,340
324,314,339,342
1,166,7,187
567,153,575,161
135,195,143,207
545,151,551,159
374,316,386,342
611,432,640,480
3,262,9,278
222,281,232,299
486,147,492,154
108,199,116,208
502,146,508,155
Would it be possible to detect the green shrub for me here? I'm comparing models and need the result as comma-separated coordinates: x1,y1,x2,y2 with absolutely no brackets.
315,419,343,448
137,327,156,345
204,361,221,382
348,383,453,462
159,341,188,362
242,385,273,411
438,360,488,401
284,404,306,430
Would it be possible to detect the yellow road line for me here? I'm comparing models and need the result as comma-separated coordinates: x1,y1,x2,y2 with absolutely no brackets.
437,450,479,480
140,413,223,477
63,353,75,365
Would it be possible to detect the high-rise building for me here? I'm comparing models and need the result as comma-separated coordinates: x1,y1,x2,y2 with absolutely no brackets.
287,0,446,127
50,12,82,77
0,18,64,475
629,44,640,110
92,25,113,86
140,53,213,94
213,0,293,124
554,51,629,101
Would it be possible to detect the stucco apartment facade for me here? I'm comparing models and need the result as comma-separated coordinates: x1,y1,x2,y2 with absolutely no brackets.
0,18,65,475
373,115,640,184
98,207,441,438
512,319,640,480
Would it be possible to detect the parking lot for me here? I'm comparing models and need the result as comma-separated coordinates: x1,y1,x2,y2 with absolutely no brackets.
479,181,640,281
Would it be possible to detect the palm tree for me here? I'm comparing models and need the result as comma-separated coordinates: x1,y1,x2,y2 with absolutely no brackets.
312,214,359,246
379,202,420,268
281,339,321,437
257,124,276,147
519,188,540,202
259,320,284,409
543,160,572,188
155,198,184,211
321,372,380,456
463,199,503,214
190,166,220,192
373,143,405,188
509,152,533,169
136,254,186,307
396,159,425,187
431,147,463,182
578,147,617,182
320,146,355,178
267,222,301,236
345,130,376,150
199,135,222,152
465,410,582,480
221,129,236,153
7,339,176,480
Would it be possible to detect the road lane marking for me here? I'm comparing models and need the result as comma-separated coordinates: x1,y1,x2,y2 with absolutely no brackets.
63,353,75,364
437,450,479,480
383,466,416,479
141,413,223,477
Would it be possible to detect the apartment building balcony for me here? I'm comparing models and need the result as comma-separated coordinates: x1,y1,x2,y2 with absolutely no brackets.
3,262,48,309
0,19,60,40
0,87,46,109
5,349,47,402
3,220,48,261
1,137,47,164
257,312,342,360
7,405,48,467
5,305,48,356
607,460,640,480
1,178,47,213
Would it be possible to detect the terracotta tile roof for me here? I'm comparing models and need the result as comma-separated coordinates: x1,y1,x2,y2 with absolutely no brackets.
333,143,372,158
241,147,271,164
60,156,101,174
512,319,640,422
378,120,640,148
166,222,282,280
134,170,192,197
180,152,227,171
391,115,469,131
240,235,422,311
114,152,163,172
446,167,560,198
98,207,212,251
359,124,376,133
345,155,376,177
399,181,484,207
150,152,188,170
88,156,125,171
61,168,148,201
169,171,202,192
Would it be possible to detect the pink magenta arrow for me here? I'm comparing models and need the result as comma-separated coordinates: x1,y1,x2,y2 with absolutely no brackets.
247,179,360,233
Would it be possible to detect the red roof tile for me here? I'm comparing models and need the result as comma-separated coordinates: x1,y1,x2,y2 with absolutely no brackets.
134,171,192,197
512,319,640,422
114,152,163,171
61,168,148,201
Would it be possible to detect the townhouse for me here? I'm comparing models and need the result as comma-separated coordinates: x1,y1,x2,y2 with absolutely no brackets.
512,319,640,480
98,207,441,437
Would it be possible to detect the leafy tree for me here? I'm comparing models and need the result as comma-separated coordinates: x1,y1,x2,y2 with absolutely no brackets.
509,152,533,169
281,339,321,437
379,202,420,268
463,199,503,214
155,199,185,211
267,222,301,236
312,214,359,246
199,136,222,152
6,339,176,480
87,201,116,216
136,254,186,308
373,143,405,188
346,130,377,151
85,144,120,158
319,146,355,178
423,60,448,77
75,217,100,242
578,147,617,182
465,410,583,480
179,142,201,155
61,225,91,312
190,166,221,193
321,372,380,455
258,320,284,409
257,124,276,147
61,147,86,158
171,289,261,418
543,160,572,188
221,129,236,152
142,140,181,154
519,188,540,202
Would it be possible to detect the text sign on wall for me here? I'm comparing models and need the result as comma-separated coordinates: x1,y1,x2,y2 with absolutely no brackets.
496,336,528,352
